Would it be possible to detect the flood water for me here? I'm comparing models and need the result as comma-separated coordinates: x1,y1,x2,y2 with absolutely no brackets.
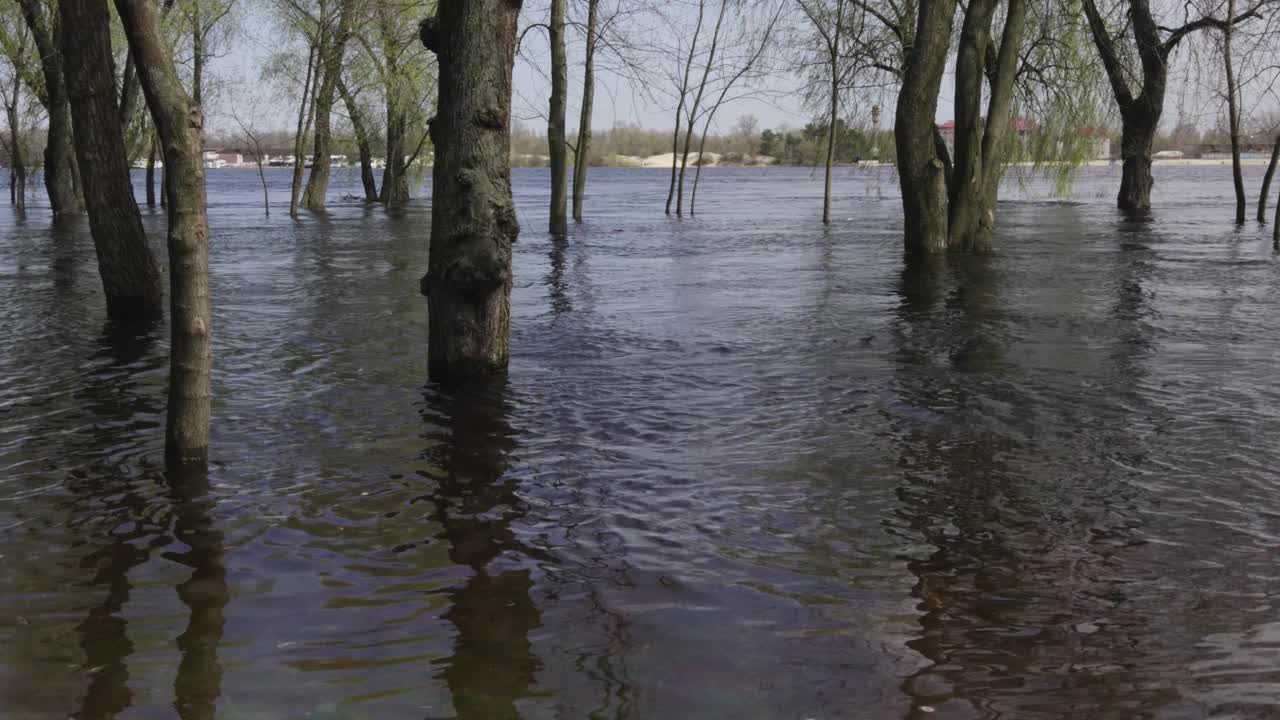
2,163,1280,719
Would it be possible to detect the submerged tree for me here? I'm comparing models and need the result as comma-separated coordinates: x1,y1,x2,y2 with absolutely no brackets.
60,0,164,319
420,0,520,381
301,0,356,210
571,0,599,222
548,0,568,234
1081,0,1267,211
16,0,82,214
116,0,212,465
0,18,29,212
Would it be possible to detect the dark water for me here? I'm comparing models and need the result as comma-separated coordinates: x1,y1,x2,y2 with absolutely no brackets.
3,163,1280,719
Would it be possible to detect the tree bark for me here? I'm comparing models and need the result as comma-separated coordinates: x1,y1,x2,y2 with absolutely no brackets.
17,0,83,215
420,0,521,381
895,0,957,253
5,72,24,212
290,45,319,218
571,0,598,222
116,0,212,466
1224,0,1245,225
548,0,569,235
303,0,354,210
1258,135,1280,223
336,74,378,201
61,0,164,320
1117,110,1156,211
822,3,842,226
119,49,140,130
947,0,1025,250
146,134,157,207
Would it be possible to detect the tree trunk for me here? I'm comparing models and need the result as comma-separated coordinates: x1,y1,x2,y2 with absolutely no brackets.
336,74,378,201
676,0,727,217
420,0,521,381
61,0,164,320
895,0,957,253
5,77,24,212
822,25,840,226
666,0,705,215
119,50,140,130
571,0,598,222
303,1,353,210
191,0,203,106
548,0,568,235
146,134,157,207
1224,0,1246,225
290,46,319,218
1258,135,1280,223
18,0,83,215
1117,108,1157,212
947,0,1025,251
380,103,411,205
116,0,212,466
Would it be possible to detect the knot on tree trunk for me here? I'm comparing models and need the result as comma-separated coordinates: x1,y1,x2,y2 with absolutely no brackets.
477,105,506,130
420,16,440,53
433,238,512,299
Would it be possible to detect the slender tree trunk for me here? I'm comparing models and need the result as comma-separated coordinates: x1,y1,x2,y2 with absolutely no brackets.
676,0,727,217
379,3,412,206
119,50,140,130
1224,0,1245,225
1258,135,1280,223
146,134,157,207
572,0,598,222
5,80,24,212
303,1,354,210
336,75,378,201
290,46,319,218
822,8,841,226
895,0,957,253
548,0,568,235
191,1,203,106
116,0,212,466
666,0,705,215
420,0,521,381
18,0,82,215
62,0,164,320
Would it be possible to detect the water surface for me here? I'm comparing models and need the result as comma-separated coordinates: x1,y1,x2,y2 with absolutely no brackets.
2,164,1280,719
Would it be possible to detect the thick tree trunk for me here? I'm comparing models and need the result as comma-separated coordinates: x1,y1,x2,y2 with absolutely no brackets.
1118,109,1157,212
1258,135,1280,223
146,135,157,207
548,0,568,234
1224,0,1246,225
61,0,164,320
572,0,598,222
290,46,319,218
336,75,378,201
303,1,353,210
420,0,521,381
895,0,957,253
116,0,212,466
947,0,1025,251
18,0,82,215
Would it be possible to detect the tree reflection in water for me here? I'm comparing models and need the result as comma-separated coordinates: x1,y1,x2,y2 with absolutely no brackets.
421,380,544,719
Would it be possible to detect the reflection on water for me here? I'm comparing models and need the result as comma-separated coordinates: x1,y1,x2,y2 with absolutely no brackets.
4,166,1280,718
